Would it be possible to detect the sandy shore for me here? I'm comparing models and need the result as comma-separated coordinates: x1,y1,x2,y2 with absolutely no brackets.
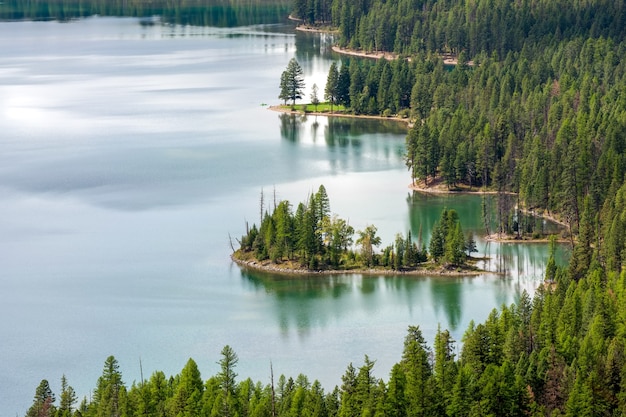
331,45,399,60
331,46,474,66
268,104,412,127
295,25,339,34
409,176,499,194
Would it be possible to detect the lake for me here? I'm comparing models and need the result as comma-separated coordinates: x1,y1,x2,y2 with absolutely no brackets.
0,16,566,415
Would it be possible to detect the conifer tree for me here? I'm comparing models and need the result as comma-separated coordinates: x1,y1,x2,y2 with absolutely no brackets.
401,326,433,417
324,62,339,112
93,356,125,417
171,358,204,417
26,380,55,417
385,364,407,417
465,231,477,257
279,58,305,106
433,326,457,415
337,63,351,106
444,222,466,265
218,345,239,417
58,375,77,417
429,221,445,263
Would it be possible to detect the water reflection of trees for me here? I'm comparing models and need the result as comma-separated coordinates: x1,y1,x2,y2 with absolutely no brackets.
241,269,353,336
407,192,488,243
429,278,463,330
279,112,407,144
279,113,307,142
0,0,292,26
294,31,337,71
407,191,570,276
240,268,467,336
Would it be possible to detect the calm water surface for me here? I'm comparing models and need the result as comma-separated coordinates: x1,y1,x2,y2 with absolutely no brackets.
0,17,565,415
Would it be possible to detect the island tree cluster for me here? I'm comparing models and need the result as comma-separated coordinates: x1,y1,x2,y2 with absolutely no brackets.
236,185,471,271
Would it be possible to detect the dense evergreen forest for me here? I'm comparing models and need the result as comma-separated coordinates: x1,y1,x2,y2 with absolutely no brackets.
0,0,291,26
18,0,626,415
233,185,475,271
294,0,626,57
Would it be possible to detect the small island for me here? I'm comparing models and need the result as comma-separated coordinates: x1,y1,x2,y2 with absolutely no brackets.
231,185,482,276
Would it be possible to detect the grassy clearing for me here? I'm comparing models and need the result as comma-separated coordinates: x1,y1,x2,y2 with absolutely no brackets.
277,102,349,113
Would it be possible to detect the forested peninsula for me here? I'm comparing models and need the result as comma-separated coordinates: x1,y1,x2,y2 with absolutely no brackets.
18,0,626,416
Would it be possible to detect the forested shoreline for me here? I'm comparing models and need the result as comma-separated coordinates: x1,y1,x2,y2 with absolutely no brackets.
286,0,626,243
17,0,626,415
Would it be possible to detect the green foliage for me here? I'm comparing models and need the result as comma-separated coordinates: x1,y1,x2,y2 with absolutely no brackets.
292,0,332,24
324,62,340,112
92,355,126,417
401,326,433,416
465,232,477,257
25,284,626,417
217,346,239,417
316,14,626,209
429,208,467,266
355,224,381,267
58,375,77,417
171,359,204,417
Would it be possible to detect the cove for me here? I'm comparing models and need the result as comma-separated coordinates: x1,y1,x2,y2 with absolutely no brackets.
0,16,567,416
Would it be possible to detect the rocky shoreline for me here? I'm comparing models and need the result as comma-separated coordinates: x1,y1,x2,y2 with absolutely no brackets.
231,255,484,277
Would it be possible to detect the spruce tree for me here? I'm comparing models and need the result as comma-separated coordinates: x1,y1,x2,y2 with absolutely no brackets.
401,326,433,417
429,221,445,263
26,380,55,417
324,62,339,112
279,58,305,106
217,346,239,417
58,375,76,417
168,359,203,417
93,356,125,417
